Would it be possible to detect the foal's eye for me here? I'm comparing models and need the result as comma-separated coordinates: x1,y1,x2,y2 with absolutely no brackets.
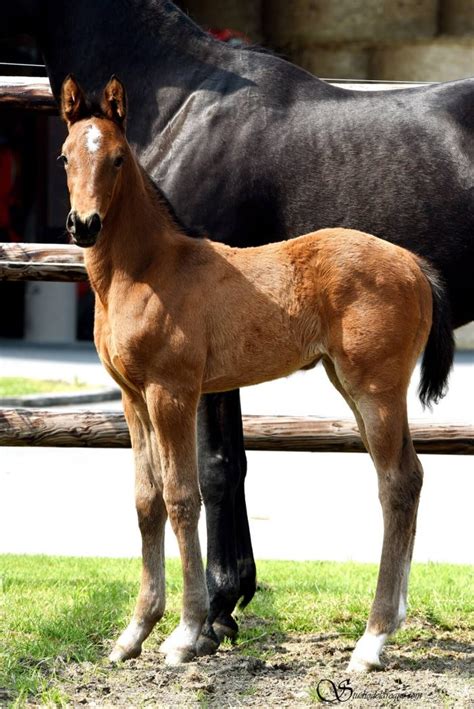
57,154,68,166
114,156,124,168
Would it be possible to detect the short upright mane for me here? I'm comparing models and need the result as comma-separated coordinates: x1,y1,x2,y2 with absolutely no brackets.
144,171,205,239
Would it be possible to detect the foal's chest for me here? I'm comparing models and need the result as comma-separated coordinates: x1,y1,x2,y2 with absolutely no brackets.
94,304,147,395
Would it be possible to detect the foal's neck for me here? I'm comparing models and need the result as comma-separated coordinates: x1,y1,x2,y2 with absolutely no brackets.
84,154,185,303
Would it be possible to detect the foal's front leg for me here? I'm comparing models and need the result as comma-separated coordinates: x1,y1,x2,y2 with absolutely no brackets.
110,393,167,662
148,384,209,665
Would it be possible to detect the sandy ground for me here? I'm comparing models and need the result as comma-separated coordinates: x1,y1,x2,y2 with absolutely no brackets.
48,621,473,707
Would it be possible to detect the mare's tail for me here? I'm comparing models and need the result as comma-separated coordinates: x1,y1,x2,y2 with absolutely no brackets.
417,258,455,408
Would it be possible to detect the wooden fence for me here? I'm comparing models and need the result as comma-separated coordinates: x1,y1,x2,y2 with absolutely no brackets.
0,75,472,456
0,409,472,454
1,242,472,455
0,75,430,114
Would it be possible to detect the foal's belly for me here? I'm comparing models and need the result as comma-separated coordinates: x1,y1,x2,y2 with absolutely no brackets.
201,344,322,394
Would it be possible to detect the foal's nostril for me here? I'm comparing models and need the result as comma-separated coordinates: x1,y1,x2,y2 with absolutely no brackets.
87,213,102,237
66,211,76,234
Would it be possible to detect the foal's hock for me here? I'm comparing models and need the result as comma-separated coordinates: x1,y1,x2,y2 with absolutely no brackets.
60,75,454,672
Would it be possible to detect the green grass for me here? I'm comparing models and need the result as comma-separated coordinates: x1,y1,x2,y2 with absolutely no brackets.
0,377,96,397
0,556,472,705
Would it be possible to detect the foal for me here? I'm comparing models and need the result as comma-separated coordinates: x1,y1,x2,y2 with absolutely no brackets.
60,76,453,671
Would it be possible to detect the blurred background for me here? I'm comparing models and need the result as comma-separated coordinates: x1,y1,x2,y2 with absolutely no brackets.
178,0,474,82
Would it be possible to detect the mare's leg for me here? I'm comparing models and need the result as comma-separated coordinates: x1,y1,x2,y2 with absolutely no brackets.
110,393,167,662
213,445,255,643
347,394,423,672
147,384,208,665
196,391,256,654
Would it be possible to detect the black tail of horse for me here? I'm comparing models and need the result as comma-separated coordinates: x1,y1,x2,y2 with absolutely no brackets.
417,259,454,408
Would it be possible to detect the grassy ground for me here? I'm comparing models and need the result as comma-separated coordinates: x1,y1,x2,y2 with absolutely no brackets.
1,556,472,705
0,378,95,397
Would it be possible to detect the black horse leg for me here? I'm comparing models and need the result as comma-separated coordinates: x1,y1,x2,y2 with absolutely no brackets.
213,439,256,640
196,390,257,654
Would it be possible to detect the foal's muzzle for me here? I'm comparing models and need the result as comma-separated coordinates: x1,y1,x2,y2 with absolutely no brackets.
67,211,102,247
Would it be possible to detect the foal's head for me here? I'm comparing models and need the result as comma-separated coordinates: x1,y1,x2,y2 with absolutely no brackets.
59,75,128,247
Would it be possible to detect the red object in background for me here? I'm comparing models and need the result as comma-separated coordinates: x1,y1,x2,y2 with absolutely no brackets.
78,281,90,297
208,28,251,46
0,144,21,241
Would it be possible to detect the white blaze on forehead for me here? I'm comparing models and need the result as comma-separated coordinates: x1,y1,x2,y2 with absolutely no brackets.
86,124,102,153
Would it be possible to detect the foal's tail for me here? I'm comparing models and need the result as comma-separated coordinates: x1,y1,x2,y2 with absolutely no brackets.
417,258,455,408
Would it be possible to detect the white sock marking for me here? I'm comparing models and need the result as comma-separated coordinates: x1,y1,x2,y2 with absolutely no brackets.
349,631,387,670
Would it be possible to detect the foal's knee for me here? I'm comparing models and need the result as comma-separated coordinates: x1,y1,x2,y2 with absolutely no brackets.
135,488,166,533
165,492,201,535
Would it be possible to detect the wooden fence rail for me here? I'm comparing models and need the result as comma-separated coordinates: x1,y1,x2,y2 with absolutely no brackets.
0,409,472,454
0,75,56,112
0,75,430,114
0,243,86,282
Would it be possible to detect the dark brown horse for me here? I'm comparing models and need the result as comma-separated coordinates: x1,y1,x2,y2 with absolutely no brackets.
60,75,453,670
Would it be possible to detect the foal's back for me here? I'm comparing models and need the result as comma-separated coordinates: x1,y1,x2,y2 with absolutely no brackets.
196,228,432,394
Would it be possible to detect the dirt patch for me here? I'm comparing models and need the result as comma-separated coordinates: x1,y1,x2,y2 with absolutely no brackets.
53,625,473,707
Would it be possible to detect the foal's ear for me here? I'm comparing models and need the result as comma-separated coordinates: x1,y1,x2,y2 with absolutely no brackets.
102,75,127,129
60,74,87,128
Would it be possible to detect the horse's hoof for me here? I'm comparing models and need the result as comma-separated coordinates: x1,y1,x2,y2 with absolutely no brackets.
348,632,386,672
213,620,238,643
347,656,383,673
196,632,219,656
109,644,142,663
164,647,196,665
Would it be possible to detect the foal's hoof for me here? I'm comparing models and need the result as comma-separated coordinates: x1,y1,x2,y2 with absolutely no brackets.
160,635,196,664
109,644,142,664
348,632,386,673
347,656,383,673
164,647,196,666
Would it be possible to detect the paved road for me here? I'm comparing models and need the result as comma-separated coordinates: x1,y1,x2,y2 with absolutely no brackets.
1,341,473,563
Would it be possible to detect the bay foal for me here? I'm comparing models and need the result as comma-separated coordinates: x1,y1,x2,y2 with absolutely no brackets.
60,76,453,671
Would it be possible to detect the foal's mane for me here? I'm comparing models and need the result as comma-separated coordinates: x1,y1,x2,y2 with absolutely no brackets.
144,172,205,240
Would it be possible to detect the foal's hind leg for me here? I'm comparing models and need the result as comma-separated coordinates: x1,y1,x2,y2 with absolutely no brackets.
397,507,419,628
347,394,423,672
110,393,167,663
324,358,417,651
322,358,370,450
